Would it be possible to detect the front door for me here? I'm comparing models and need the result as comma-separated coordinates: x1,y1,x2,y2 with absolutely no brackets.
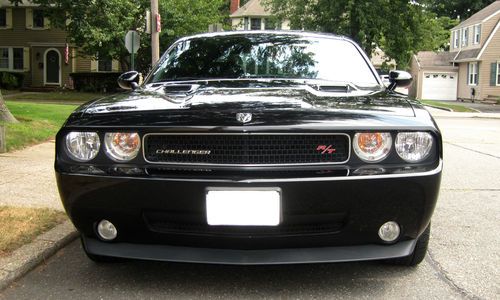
45,50,60,85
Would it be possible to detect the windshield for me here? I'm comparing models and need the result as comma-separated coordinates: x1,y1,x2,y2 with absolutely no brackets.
148,34,379,87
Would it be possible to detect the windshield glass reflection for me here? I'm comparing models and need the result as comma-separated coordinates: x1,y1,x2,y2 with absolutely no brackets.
149,34,378,87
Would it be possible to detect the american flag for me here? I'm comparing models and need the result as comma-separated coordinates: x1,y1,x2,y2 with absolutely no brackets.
65,43,69,65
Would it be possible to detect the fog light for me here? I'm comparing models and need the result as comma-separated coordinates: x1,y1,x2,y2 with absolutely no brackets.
378,221,400,242
97,220,117,241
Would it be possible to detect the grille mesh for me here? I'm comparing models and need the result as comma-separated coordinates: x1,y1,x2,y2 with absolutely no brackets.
144,134,349,165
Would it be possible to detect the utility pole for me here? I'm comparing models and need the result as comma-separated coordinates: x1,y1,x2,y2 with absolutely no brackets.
151,0,160,66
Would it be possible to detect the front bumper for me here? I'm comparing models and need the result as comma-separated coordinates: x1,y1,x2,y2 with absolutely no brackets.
82,236,417,265
57,161,441,264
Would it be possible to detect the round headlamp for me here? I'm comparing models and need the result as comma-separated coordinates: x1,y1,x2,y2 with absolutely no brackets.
353,132,392,163
395,132,433,162
104,132,141,162
65,132,100,162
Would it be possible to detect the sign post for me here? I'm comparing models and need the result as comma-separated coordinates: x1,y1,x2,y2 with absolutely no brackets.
125,30,140,71
151,0,160,65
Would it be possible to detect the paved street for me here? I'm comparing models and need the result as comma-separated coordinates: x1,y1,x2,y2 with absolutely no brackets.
1,114,499,299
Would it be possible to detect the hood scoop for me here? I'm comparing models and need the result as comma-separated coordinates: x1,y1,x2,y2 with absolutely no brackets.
314,85,350,93
163,84,201,95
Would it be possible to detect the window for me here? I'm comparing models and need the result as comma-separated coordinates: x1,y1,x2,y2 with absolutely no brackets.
0,9,6,27
453,30,459,48
0,48,8,69
468,62,478,85
462,28,468,46
264,18,276,30
33,9,44,28
474,24,481,44
13,48,23,70
250,18,261,30
97,55,112,72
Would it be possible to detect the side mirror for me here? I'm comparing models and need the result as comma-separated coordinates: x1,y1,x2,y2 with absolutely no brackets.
118,71,140,90
388,70,412,91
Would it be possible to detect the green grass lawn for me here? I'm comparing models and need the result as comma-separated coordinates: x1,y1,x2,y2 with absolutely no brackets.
3,90,104,104
420,100,477,113
1,101,78,151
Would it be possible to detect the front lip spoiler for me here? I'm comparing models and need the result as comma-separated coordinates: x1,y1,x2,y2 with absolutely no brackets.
82,237,417,265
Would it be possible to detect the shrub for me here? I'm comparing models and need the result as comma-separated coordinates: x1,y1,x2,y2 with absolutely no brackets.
0,72,24,89
70,72,122,93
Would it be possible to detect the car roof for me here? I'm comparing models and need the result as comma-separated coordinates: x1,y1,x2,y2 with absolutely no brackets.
176,30,352,43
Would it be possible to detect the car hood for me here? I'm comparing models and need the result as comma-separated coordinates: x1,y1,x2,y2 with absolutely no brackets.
79,87,413,115
66,86,430,128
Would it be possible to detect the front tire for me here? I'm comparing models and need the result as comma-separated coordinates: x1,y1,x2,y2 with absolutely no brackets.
386,223,430,266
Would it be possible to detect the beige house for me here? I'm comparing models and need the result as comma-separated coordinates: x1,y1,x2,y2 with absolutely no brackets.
410,1,500,101
230,0,290,31
0,0,119,89
449,1,500,101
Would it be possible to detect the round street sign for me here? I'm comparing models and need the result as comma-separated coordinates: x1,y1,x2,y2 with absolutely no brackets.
125,30,140,54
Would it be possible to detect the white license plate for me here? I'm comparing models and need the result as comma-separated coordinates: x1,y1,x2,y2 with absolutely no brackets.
206,189,281,226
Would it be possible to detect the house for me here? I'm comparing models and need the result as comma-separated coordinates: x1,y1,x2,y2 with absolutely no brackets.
449,1,500,101
410,1,499,101
229,0,290,31
410,51,459,100
0,0,119,89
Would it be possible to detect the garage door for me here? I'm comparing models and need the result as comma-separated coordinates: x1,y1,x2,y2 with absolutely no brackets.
421,72,458,101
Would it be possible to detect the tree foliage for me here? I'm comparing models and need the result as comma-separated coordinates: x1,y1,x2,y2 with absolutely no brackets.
23,0,226,73
426,0,496,20
264,0,459,69
136,0,228,71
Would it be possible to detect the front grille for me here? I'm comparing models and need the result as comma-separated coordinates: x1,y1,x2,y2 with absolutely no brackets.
144,134,350,165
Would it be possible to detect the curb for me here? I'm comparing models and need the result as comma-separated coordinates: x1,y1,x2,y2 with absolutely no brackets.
0,220,79,291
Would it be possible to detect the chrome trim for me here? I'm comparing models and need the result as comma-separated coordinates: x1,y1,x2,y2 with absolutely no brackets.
142,132,351,167
62,159,442,183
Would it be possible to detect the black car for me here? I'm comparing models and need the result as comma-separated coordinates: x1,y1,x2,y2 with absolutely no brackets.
55,31,442,266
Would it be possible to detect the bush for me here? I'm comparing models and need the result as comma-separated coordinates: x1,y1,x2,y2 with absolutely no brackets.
0,72,24,90
70,72,122,93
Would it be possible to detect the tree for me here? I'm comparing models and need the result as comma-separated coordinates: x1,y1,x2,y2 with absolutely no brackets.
264,0,457,69
0,89,18,123
426,0,496,20
29,0,227,73
31,0,149,71
136,0,228,71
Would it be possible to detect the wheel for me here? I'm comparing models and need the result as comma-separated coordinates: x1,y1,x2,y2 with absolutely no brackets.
385,223,430,266
80,237,124,263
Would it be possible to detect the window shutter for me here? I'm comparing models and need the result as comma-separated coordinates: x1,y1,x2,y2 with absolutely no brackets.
90,59,98,72
467,63,470,84
44,16,50,29
26,8,33,28
111,60,119,72
23,47,30,71
6,8,12,29
491,63,497,86
477,62,479,84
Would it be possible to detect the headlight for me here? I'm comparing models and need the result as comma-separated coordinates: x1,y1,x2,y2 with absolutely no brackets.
353,132,392,163
104,132,141,162
65,132,100,162
395,132,433,162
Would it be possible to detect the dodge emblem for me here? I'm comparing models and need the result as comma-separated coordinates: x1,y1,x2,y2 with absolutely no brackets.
236,113,252,123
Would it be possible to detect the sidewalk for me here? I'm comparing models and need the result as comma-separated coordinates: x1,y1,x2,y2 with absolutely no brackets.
0,140,63,211
425,106,500,119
